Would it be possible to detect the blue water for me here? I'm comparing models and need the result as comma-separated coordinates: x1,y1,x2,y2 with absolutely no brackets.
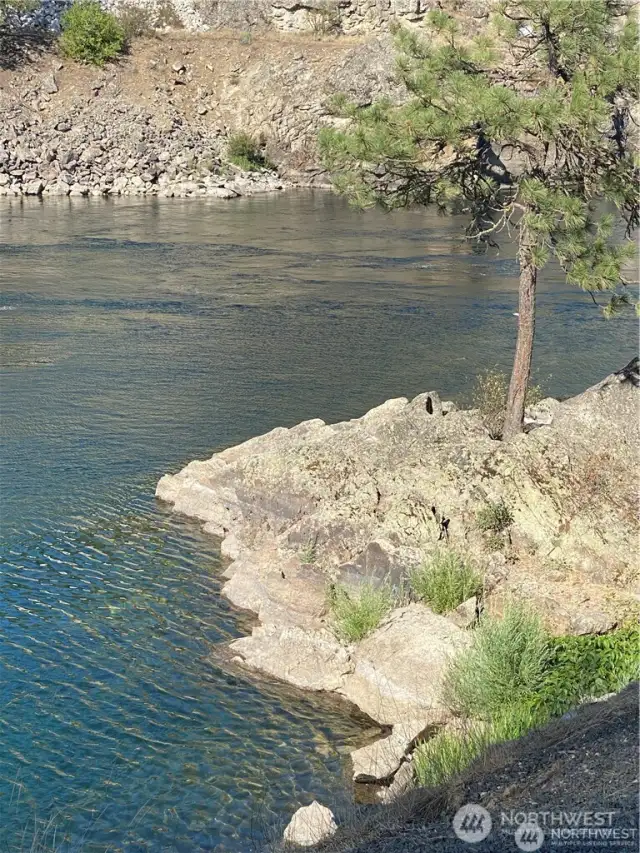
0,193,634,851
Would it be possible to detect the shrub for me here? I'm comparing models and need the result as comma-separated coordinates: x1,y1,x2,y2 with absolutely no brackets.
534,623,640,717
59,0,125,65
226,132,271,171
444,603,550,719
410,549,481,615
307,1,340,36
476,499,513,533
239,30,252,45
472,369,543,439
414,618,638,790
155,0,182,28
328,582,394,643
116,2,152,40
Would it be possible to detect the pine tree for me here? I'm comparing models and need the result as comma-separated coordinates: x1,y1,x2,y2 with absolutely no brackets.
320,1,639,438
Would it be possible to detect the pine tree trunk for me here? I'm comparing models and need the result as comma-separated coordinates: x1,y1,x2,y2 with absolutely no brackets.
503,243,537,440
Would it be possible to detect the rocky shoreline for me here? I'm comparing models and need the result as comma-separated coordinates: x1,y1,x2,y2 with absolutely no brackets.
0,67,287,199
156,366,639,792
0,29,397,199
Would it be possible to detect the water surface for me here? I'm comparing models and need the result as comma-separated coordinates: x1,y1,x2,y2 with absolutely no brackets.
0,193,634,851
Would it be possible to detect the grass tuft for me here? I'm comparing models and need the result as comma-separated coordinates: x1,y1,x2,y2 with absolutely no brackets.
328,582,394,643
413,703,546,787
226,132,273,171
476,499,513,533
410,549,481,615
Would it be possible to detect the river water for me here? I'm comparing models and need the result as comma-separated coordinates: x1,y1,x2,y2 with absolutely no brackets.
0,193,634,851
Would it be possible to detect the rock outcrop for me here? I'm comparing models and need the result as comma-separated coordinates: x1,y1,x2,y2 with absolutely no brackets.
15,0,493,37
157,366,639,783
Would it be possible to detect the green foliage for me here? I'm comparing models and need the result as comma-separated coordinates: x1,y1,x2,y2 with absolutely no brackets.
226,132,272,171
239,30,252,45
533,623,640,717
414,609,638,789
413,702,545,787
410,549,481,614
328,582,394,642
319,1,639,316
476,499,514,533
444,603,550,719
472,369,543,438
59,1,125,65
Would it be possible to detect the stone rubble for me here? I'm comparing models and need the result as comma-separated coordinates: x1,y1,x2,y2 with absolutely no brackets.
0,94,286,199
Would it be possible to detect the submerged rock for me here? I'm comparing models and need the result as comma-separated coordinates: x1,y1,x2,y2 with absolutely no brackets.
283,801,337,847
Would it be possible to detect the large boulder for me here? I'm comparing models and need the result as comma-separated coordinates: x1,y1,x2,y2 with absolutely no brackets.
283,801,337,847
338,605,471,724
159,368,639,719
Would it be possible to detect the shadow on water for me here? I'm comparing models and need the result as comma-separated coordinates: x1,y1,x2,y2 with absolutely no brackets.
0,194,635,850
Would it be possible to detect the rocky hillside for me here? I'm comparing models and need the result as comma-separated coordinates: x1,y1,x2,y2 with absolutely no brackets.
13,0,491,37
0,30,397,197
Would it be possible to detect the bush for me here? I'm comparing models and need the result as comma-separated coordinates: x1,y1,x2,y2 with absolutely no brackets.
476,499,513,533
410,549,481,615
328,582,394,643
59,0,125,65
534,623,640,717
473,369,543,439
414,617,638,790
307,2,340,36
226,132,271,171
115,2,152,39
444,603,550,720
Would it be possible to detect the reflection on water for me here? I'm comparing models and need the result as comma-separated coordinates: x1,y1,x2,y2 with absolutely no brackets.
0,194,634,851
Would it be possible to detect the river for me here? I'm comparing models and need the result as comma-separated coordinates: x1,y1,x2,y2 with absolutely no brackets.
0,193,634,851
